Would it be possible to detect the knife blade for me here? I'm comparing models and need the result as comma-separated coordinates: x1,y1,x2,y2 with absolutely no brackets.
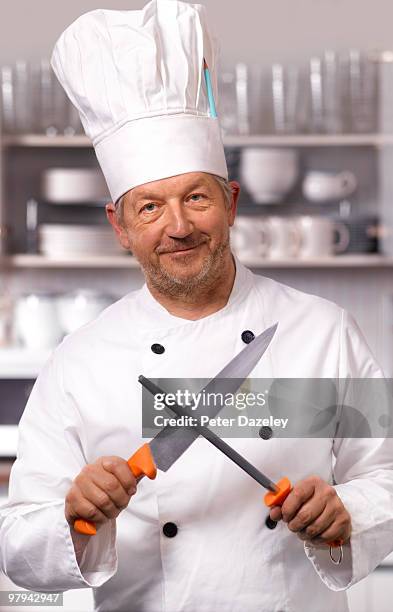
74,322,278,535
145,321,278,473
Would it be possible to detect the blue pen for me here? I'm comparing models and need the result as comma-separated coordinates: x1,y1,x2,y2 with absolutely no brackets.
203,58,217,118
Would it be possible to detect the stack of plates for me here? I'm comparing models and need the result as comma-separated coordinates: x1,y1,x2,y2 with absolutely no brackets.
39,224,127,258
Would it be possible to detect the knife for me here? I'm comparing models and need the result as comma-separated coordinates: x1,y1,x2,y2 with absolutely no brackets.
74,322,278,535
139,375,343,550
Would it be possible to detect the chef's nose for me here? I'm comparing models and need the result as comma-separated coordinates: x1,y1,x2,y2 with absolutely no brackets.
165,203,194,238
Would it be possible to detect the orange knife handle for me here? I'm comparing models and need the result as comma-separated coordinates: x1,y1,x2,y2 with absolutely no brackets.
263,477,344,548
73,444,157,536
73,519,98,536
127,443,157,480
264,477,292,508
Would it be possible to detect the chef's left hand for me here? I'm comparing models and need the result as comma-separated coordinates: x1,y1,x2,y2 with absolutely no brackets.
269,475,351,545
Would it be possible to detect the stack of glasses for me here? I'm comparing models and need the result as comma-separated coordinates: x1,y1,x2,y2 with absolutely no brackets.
0,59,82,136
217,49,387,136
1,51,391,137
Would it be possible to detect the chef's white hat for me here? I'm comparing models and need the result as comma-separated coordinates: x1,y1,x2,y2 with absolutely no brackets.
51,0,228,203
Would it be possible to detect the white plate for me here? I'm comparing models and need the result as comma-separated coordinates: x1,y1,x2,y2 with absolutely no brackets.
39,224,115,235
41,245,126,257
39,225,125,256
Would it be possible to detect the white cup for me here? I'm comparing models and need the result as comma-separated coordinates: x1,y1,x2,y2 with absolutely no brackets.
231,216,269,259
14,293,63,349
265,217,301,259
240,148,299,204
56,290,113,334
296,216,350,258
302,171,357,202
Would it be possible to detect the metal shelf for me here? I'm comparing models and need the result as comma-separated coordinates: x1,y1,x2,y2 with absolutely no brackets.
3,254,140,268
241,255,393,268
3,134,91,148
2,253,393,269
4,133,393,148
224,133,393,147
0,347,51,378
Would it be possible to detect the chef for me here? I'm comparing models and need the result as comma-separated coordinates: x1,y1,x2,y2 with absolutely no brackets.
1,1,393,611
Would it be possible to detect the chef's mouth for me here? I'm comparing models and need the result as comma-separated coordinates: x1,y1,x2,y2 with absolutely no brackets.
158,242,205,255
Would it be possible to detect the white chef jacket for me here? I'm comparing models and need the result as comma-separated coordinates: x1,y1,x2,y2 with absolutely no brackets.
1,259,393,612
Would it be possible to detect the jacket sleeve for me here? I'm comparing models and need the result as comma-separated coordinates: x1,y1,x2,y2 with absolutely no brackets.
304,309,393,590
0,344,117,591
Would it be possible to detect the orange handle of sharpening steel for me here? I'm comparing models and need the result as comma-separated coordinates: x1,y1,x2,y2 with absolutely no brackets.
264,477,344,549
73,443,157,536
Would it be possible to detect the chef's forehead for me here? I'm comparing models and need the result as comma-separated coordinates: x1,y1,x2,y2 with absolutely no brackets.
124,172,216,204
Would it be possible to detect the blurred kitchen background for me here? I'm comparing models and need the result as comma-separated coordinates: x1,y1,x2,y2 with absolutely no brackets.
1,1,393,610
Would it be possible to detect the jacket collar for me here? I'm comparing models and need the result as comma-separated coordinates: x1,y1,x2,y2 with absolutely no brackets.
132,255,254,331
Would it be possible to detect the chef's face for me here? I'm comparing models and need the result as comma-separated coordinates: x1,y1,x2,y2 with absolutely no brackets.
106,172,240,296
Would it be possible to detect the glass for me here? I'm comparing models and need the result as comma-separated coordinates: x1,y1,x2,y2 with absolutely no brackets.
0,66,15,133
271,63,300,134
217,69,238,136
372,50,393,133
235,63,250,135
309,57,324,133
35,59,68,135
217,63,250,136
14,61,33,133
347,50,378,133
323,51,344,133
308,52,344,133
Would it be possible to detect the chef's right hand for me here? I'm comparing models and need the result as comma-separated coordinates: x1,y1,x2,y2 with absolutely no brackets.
65,456,137,530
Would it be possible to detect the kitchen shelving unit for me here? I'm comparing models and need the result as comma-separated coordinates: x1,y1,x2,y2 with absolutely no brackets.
0,130,392,269
0,125,392,378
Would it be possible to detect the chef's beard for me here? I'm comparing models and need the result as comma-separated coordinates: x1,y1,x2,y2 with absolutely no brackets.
139,236,231,300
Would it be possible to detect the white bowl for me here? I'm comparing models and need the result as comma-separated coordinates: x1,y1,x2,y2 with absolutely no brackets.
42,168,109,203
240,148,299,204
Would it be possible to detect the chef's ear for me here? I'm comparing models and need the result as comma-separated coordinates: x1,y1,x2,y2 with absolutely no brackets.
105,201,132,250
228,180,240,227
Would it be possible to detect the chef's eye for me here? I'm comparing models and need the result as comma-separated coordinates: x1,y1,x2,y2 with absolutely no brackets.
141,202,158,213
189,193,205,201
